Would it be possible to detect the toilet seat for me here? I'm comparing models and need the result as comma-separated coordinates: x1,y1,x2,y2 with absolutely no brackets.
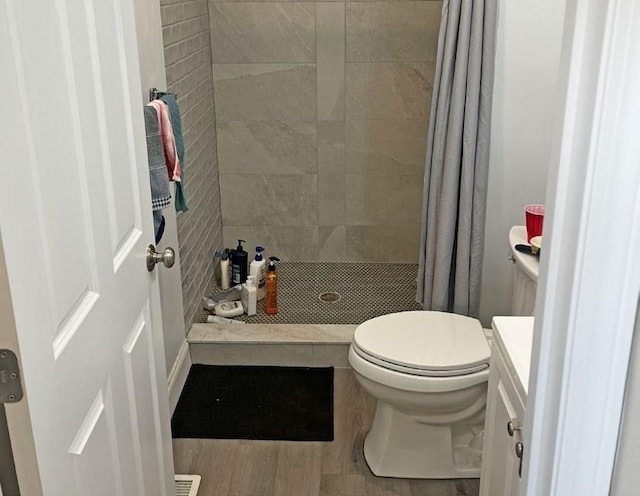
349,345,489,393
353,311,490,378
351,342,488,377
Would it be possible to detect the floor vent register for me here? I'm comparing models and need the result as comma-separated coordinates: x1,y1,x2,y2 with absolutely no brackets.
175,474,201,496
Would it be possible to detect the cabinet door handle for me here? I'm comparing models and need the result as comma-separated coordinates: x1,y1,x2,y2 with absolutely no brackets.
507,420,521,437
515,442,524,477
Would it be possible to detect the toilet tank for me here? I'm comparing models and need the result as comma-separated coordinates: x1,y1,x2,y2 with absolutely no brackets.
508,226,539,316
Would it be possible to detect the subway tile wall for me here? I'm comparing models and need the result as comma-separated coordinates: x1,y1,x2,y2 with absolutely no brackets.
160,0,223,329
210,0,441,262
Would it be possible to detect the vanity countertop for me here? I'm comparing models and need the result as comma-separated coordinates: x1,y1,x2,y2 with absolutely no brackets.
492,316,535,400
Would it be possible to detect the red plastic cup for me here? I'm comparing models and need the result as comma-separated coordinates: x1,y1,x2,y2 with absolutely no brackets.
525,205,545,243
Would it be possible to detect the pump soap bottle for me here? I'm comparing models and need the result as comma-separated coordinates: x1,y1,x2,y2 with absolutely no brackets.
249,246,267,301
231,239,248,285
265,256,280,315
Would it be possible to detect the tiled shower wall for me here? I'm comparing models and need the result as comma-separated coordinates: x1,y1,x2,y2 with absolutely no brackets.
160,0,223,329
211,0,440,262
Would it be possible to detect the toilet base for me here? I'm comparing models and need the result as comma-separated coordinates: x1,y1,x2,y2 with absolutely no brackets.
363,401,484,479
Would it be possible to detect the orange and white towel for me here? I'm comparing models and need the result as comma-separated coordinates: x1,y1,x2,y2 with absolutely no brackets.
147,100,181,182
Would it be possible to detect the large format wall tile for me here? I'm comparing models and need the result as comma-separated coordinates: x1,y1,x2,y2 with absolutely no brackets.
223,226,319,260
317,2,346,120
346,2,441,62
217,121,317,175
346,62,433,119
346,119,428,175
345,174,423,225
210,2,315,63
208,0,438,264
319,174,346,226
319,225,347,261
213,64,316,121
346,226,420,262
220,174,318,225
318,121,346,225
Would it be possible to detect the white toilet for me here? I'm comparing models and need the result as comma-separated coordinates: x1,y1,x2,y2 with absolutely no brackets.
349,310,490,479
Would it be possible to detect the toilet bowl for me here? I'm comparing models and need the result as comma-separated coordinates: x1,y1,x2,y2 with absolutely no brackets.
349,311,490,479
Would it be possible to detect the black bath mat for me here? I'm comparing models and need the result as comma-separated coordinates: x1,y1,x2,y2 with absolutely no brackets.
171,365,334,441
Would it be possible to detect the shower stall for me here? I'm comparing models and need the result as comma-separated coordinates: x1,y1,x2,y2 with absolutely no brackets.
159,0,442,329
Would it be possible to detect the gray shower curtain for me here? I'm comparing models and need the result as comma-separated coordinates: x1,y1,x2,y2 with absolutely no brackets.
417,0,497,316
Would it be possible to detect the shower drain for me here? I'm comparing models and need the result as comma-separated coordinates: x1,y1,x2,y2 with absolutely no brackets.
319,291,342,303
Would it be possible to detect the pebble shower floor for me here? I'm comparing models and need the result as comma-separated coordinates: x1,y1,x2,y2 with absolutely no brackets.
203,262,423,325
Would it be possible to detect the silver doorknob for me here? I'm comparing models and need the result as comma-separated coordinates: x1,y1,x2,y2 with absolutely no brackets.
146,244,175,271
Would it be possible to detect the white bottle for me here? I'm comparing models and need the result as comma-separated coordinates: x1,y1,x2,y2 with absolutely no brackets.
241,276,257,316
249,246,267,301
207,315,246,325
220,251,230,290
214,301,244,317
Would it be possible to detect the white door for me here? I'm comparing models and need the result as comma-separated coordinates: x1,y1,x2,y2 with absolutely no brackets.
0,1,174,495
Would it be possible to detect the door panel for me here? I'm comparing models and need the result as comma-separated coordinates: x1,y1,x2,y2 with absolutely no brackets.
69,387,123,496
87,0,144,251
123,309,166,496
0,0,174,494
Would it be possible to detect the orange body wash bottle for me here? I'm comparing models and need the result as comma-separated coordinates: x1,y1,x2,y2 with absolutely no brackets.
265,256,280,315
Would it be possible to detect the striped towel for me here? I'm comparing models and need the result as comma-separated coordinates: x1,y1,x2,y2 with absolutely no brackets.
144,106,171,241
144,106,171,210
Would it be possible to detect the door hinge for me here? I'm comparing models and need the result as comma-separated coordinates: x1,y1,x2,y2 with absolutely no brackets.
0,350,23,404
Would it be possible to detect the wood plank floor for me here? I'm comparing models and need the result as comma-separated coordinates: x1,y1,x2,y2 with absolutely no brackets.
172,368,480,496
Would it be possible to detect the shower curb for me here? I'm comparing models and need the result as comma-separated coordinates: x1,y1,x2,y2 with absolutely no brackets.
187,323,356,368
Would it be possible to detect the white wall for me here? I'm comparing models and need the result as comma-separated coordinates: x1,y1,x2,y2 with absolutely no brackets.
132,0,186,376
479,0,566,326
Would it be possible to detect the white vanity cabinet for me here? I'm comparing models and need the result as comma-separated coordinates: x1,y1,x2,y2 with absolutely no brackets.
480,317,534,496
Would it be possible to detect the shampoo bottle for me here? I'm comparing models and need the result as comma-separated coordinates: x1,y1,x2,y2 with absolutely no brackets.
214,301,244,318
231,239,248,285
249,246,267,301
265,256,280,315
241,276,257,316
220,251,230,289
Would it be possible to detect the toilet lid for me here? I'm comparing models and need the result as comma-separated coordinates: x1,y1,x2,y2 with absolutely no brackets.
353,311,490,376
